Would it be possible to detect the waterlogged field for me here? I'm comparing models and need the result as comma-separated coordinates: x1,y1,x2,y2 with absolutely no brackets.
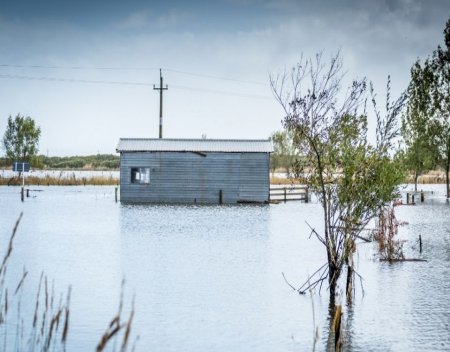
0,169,120,187
0,169,120,180
0,185,449,351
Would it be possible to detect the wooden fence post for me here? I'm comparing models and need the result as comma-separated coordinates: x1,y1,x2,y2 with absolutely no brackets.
284,187,287,203
115,187,118,203
421,190,424,202
305,187,309,203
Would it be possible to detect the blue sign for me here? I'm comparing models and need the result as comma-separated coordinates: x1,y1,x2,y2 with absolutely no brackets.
12,162,30,172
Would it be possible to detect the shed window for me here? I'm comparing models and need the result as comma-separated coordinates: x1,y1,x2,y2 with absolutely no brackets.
131,167,150,184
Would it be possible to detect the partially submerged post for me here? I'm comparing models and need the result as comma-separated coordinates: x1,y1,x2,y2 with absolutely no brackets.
13,162,30,202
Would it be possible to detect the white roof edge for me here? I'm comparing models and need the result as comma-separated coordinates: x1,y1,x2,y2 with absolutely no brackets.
116,138,273,153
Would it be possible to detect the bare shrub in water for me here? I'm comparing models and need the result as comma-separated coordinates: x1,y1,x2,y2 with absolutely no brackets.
271,52,406,301
373,205,406,261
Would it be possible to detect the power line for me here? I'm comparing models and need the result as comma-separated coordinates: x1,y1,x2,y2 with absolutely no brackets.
164,68,266,86
171,84,271,100
0,64,159,71
0,63,267,86
0,73,272,100
0,74,153,86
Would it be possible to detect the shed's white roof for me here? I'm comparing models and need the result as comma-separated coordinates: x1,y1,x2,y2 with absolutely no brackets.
116,138,273,153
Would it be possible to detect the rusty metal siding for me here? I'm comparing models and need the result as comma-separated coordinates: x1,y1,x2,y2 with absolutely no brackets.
119,151,269,204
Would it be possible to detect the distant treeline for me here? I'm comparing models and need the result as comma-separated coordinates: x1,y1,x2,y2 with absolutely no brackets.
0,154,120,170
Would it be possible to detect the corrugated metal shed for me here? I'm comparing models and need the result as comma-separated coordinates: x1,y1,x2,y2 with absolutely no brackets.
116,138,273,153
118,151,270,203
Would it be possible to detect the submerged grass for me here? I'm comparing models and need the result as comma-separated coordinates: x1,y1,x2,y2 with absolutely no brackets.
0,213,136,351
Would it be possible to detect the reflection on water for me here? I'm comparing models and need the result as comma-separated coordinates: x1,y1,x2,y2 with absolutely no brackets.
0,185,449,351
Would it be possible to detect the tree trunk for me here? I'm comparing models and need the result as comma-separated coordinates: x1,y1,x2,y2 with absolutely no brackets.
346,264,353,304
446,160,449,198
328,254,339,303
447,136,450,199
329,268,336,302
414,172,418,192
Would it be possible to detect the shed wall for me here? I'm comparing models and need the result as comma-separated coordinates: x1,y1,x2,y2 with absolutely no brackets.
119,151,269,203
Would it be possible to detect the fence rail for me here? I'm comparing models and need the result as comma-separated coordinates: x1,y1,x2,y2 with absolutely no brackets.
270,185,309,203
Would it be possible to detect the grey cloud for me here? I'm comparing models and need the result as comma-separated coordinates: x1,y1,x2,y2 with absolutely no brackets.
0,0,448,154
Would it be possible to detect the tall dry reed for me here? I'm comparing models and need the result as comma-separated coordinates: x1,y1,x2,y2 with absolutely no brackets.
0,213,136,351
0,175,118,186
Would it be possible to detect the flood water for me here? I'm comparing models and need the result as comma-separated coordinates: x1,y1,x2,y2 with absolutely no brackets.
0,184,449,351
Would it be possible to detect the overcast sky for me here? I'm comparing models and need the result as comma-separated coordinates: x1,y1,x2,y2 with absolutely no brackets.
0,0,449,155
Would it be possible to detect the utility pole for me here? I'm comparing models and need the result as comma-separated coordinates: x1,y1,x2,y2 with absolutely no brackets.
153,69,168,139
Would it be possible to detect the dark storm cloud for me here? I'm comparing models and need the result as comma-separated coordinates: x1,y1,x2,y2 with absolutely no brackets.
2,0,448,39
261,0,448,73
0,0,448,154
266,0,449,28
1,0,142,19
3,0,448,21
0,0,270,31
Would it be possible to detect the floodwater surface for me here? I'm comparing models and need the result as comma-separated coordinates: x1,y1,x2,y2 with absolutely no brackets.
0,185,449,351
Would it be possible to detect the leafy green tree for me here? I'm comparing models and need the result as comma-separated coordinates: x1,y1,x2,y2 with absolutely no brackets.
402,18,450,196
431,18,450,197
401,59,439,191
2,114,41,165
271,53,405,302
270,130,297,176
